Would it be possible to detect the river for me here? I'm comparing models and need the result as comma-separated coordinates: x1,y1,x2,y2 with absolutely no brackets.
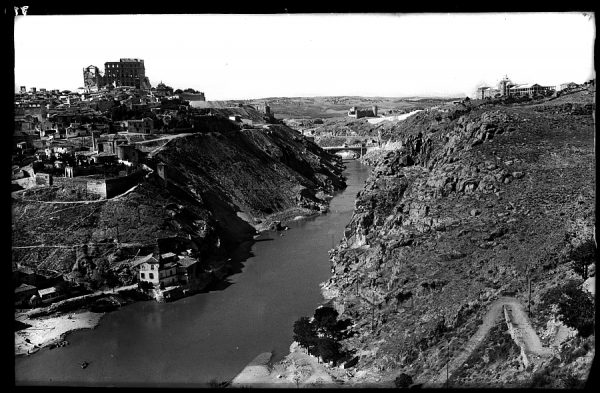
14,160,370,387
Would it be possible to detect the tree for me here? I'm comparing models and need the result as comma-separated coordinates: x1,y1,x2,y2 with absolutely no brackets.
394,373,413,388
313,306,339,336
314,337,343,365
174,89,183,94
293,316,317,351
288,359,304,388
569,237,595,280
541,280,595,337
138,281,154,290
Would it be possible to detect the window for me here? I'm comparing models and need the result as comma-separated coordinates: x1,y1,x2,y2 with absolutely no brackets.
149,273,154,279
140,273,145,279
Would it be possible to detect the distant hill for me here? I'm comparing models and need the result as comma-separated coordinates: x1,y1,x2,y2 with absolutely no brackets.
202,96,461,119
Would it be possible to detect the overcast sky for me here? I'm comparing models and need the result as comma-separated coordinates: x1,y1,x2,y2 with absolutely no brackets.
14,13,595,100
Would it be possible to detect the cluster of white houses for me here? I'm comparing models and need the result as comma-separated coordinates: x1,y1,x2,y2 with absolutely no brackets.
476,75,581,99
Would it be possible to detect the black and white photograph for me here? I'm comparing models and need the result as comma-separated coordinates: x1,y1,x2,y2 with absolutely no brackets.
11,9,596,388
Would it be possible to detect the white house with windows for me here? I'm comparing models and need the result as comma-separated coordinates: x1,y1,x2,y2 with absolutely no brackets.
138,255,179,288
138,256,161,285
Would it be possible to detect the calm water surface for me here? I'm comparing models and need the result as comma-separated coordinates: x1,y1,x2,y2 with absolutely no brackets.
14,160,370,387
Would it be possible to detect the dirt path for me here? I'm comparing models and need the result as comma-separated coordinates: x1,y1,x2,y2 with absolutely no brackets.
423,297,550,387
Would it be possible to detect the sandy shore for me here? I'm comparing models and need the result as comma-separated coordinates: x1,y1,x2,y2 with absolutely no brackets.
231,342,345,388
15,310,105,356
238,207,322,234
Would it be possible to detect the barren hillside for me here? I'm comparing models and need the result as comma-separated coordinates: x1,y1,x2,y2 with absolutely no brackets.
320,89,595,387
12,121,345,290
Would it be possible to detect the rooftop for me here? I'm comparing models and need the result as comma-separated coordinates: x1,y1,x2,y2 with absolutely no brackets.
177,257,198,268
15,283,38,293
38,287,58,296
130,254,158,268
162,262,178,269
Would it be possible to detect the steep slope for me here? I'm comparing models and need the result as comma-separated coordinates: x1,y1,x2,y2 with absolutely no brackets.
320,90,595,387
12,122,345,290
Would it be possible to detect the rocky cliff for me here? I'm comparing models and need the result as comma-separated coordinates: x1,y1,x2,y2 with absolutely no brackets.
320,91,595,387
12,120,345,290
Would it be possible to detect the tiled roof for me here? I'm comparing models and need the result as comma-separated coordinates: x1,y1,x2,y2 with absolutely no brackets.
130,254,158,267
38,287,58,296
15,284,37,293
177,257,198,268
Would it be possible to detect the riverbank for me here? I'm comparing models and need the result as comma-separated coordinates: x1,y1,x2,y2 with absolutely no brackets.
14,161,370,386
240,206,329,234
231,342,343,388
15,310,104,357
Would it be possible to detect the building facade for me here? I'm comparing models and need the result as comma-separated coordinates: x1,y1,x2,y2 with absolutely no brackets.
83,65,105,91
477,75,555,99
348,105,378,119
104,58,151,89
126,117,154,134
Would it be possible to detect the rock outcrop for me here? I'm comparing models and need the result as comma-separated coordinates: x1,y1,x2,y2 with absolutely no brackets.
319,91,595,387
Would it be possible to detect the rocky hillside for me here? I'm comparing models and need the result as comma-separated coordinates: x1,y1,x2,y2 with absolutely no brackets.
320,90,595,387
12,121,345,290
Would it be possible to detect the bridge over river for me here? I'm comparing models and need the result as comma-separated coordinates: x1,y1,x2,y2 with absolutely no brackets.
322,144,378,159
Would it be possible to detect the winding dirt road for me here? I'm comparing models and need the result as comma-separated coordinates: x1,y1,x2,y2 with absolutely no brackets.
423,297,552,387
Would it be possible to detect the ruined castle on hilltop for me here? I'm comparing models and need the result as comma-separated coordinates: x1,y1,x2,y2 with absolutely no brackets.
83,58,152,91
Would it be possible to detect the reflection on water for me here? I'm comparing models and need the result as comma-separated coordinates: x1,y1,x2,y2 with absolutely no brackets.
14,161,371,386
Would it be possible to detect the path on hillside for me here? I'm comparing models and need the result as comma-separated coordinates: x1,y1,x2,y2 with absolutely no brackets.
423,297,551,387
136,133,192,158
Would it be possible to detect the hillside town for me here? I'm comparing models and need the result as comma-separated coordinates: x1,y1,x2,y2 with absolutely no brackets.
13,58,278,308
475,75,592,99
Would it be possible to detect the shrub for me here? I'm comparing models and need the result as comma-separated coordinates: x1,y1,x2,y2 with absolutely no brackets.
561,372,584,388
569,237,595,280
540,280,595,337
394,373,413,388
138,281,154,291
313,337,343,365
530,368,554,388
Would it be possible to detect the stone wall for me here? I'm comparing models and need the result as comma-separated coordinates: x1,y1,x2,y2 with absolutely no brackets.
87,179,108,197
192,116,239,133
48,169,145,199
35,173,52,186
105,169,145,198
